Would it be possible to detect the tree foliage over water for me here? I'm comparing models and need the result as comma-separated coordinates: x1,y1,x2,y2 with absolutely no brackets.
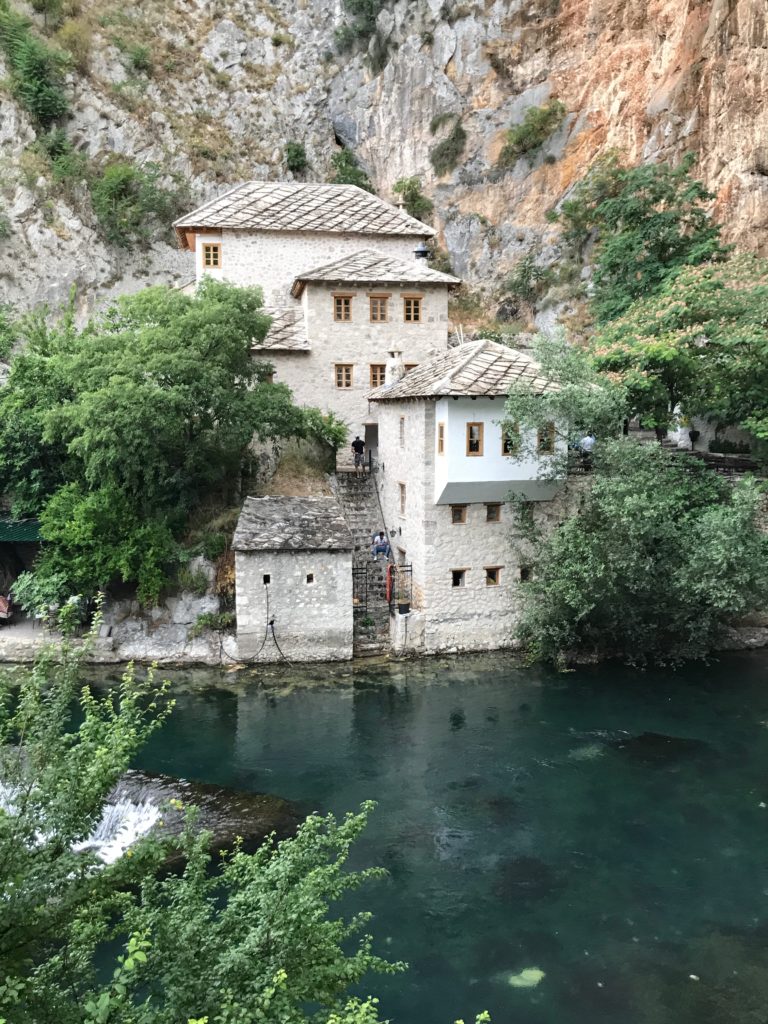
514,441,768,667
0,640,406,1024
553,153,728,322
0,281,345,607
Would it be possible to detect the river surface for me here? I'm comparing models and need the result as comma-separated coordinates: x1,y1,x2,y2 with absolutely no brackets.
120,652,768,1024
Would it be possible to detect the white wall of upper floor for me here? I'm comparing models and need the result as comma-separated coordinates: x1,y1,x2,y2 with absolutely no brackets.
433,397,566,504
192,229,424,305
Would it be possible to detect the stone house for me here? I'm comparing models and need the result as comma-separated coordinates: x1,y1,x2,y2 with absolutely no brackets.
368,339,565,655
173,182,459,440
233,495,354,663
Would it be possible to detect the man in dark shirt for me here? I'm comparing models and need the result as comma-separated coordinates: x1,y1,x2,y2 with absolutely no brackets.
351,435,365,472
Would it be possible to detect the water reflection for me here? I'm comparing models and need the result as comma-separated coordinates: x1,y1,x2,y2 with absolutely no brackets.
112,651,768,1024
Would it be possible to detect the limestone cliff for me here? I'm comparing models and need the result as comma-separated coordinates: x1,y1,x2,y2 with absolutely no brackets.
1,0,766,313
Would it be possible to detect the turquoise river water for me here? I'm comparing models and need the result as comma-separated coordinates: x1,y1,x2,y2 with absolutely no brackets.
122,652,768,1024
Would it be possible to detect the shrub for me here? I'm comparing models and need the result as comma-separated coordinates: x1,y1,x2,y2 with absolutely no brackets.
30,0,63,27
328,148,374,193
428,243,454,275
0,1,69,127
201,530,228,561
498,99,566,167
0,213,11,241
285,141,308,174
334,0,386,52
429,115,466,176
393,176,433,222
126,41,152,73
55,16,91,72
89,160,187,247
188,610,236,637
505,251,553,305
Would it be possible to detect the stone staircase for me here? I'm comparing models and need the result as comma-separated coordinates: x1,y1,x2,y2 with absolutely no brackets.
331,471,391,658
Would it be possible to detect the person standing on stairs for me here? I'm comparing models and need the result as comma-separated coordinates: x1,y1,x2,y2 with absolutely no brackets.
371,530,391,561
351,435,366,473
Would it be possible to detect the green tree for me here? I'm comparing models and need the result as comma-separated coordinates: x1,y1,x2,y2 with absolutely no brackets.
329,149,374,193
0,281,345,604
553,153,727,322
392,176,433,222
0,638,405,1024
514,440,768,666
504,331,628,459
591,254,768,436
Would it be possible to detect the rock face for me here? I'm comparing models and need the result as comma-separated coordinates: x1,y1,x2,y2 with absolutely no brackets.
1,0,766,312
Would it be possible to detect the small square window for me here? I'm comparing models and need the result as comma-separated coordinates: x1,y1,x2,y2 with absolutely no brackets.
263,574,271,585
202,243,221,268
486,503,501,523
437,421,445,455
502,424,520,456
399,482,406,515
520,566,533,582
450,505,467,525
333,295,353,322
370,363,386,387
466,422,484,456
537,422,556,455
451,569,466,588
403,296,422,323
485,566,501,587
306,573,314,584
369,295,388,322
335,364,353,388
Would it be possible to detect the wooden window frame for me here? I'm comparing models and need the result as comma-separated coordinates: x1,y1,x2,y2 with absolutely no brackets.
332,293,354,322
398,482,406,516
437,421,445,455
368,294,390,323
451,568,468,588
450,504,467,525
369,363,386,388
403,294,423,323
202,242,222,269
537,421,556,455
334,363,353,389
502,423,520,456
485,566,502,587
466,421,484,457
485,503,501,523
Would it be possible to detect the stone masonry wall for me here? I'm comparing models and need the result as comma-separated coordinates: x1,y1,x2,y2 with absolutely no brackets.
376,398,585,655
267,282,449,432
235,548,353,662
195,229,421,305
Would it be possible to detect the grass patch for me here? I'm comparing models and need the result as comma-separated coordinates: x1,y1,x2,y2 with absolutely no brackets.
188,610,236,638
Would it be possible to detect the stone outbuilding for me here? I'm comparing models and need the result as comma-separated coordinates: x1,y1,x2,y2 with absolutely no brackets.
233,495,354,663
368,339,565,656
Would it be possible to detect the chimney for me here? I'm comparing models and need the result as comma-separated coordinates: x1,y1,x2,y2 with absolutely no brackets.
385,348,405,386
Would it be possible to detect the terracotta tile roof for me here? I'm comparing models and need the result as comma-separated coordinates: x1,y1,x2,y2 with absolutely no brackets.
253,307,309,351
290,248,460,296
233,496,352,552
368,339,561,401
174,182,435,243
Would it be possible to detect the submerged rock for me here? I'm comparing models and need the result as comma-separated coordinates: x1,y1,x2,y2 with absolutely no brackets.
608,732,716,766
